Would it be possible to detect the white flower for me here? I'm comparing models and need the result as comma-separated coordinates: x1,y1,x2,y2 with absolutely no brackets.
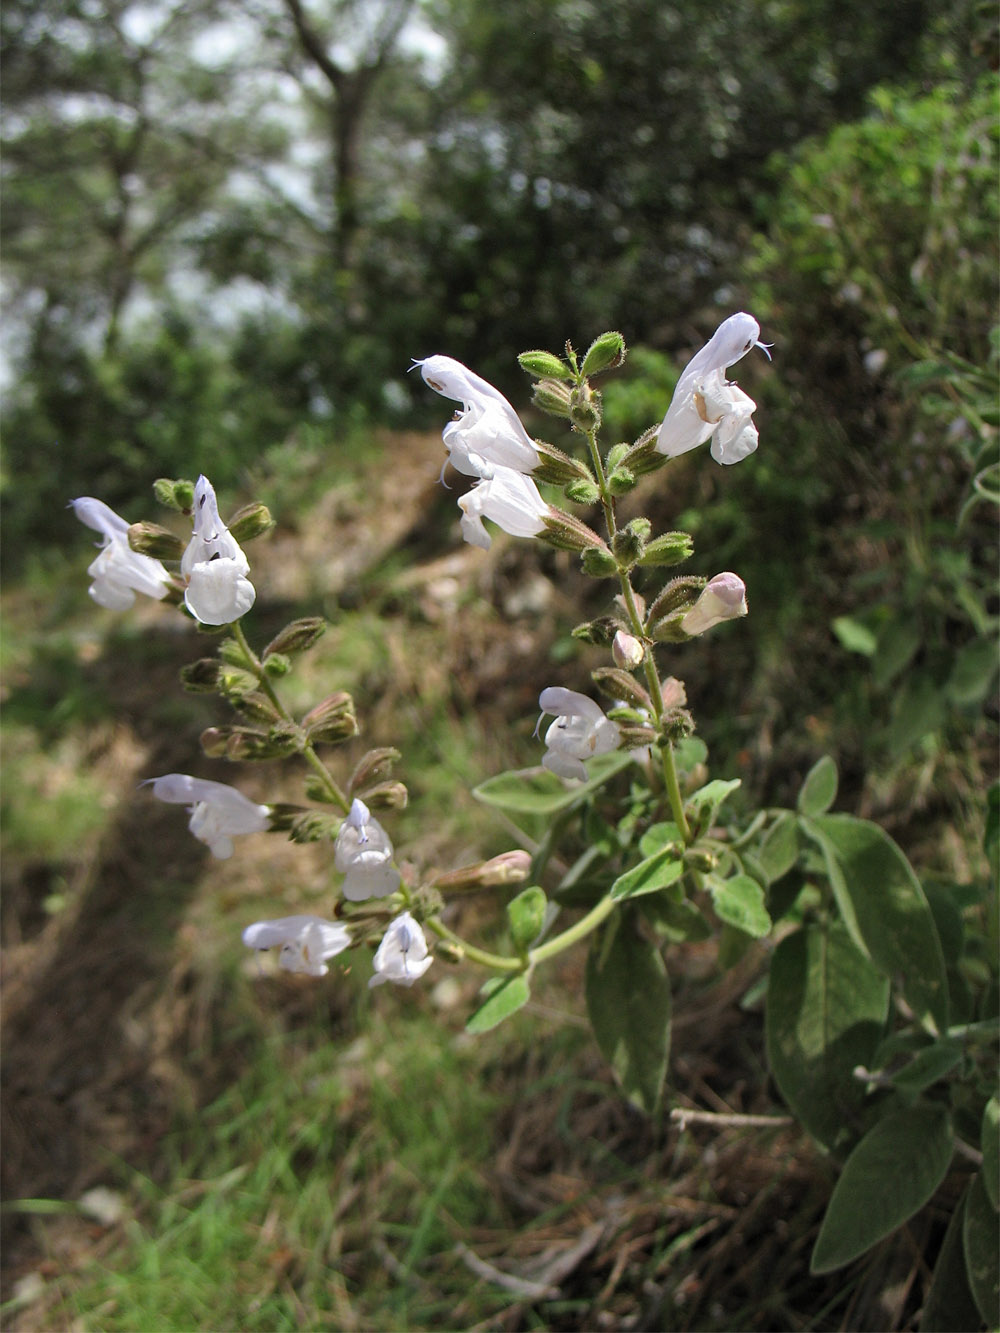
369,911,433,988
656,312,768,465
334,798,401,901
242,914,351,976
537,687,620,782
416,355,539,478
148,773,270,858
680,572,748,636
181,475,256,625
70,497,172,610
458,467,550,550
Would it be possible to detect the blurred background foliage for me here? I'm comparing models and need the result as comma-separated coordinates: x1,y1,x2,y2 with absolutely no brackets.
1,0,997,1326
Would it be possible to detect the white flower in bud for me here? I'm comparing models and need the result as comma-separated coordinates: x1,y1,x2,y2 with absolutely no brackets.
656,312,768,464
369,911,433,988
612,630,645,670
537,686,620,782
181,475,256,625
242,914,351,976
680,572,748,636
459,467,550,550
415,355,539,478
70,497,172,610
148,773,270,858
334,798,401,901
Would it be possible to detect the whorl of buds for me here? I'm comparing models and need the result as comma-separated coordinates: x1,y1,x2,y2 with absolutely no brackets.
607,466,636,495
581,331,626,377
154,477,195,511
518,349,573,380
592,667,652,712
539,509,607,553
302,692,360,745
226,502,274,544
127,521,185,561
611,525,645,569
264,617,327,658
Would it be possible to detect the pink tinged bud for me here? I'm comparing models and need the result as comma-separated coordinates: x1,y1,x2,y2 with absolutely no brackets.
537,687,620,782
242,914,351,977
416,355,539,477
655,313,766,464
181,475,256,625
433,849,532,891
147,773,270,858
369,912,433,988
612,630,645,670
71,497,172,609
334,798,401,900
680,572,748,637
458,468,550,550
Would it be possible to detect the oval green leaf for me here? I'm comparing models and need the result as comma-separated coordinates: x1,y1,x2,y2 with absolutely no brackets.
919,1182,981,1333
766,920,889,1153
466,974,531,1034
707,873,771,938
811,1102,953,1274
473,753,631,814
982,1097,999,1211
797,755,838,817
610,847,684,902
964,1169,1000,1326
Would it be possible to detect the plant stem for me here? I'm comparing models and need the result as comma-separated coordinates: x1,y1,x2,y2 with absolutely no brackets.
232,619,351,814
425,916,524,972
529,892,616,965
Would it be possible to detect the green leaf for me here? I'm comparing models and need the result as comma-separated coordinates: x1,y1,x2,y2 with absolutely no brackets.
640,895,711,943
963,1170,1000,1326
686,778,741,830
506,887,547,953
808,814,949,1033
797,755,838,817
610,847,684,902
466,974,531,1033
887,675,946,755
766,920,889,1152
889,1041,962,1096
585,912,671,1114
982,1097,999,1211
945,637,999,707
832,615,877,656
707,873,771,938
472,752,631,814
757,812,800,884
811,1103,953,1273
919,1182,982,1332
638,821,682,857
873,619,921,688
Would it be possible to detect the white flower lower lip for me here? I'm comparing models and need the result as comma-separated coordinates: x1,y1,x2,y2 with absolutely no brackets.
71,496,172,609
181,475,256,624
148,774,270,858
369,911,433,987
243,915,351,976
537,687,620,781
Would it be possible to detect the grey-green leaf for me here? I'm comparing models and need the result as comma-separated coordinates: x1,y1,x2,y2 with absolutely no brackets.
585,913,671,1114
757,812,800,884
809,814,949,1033
610,847,684,902
811,1102,953,1273
982,1096,999,1211
797,755,838,817
707,873,771,938
963,1170,1000,1326
919,1182,982,1332
766,920,889,1153
466,974,531,1033
473,753,631,814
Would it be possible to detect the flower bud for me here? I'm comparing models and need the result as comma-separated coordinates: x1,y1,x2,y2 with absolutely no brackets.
645,576,706,631
263,653,292,678
349,747,401,792
571,616,620,645
127,521,185,560
637,531,695,567
623,428,669,476
581,331,626,377
352,780,408,810
179,658,222,692
226,501,274,544
612,630,645,670
606,443,629,470
611,526,645,568
518,349,573,380
226,726,301,761
264,617,327,658
662,707,695,742
581,546,620,578
289,811,344,844
564,478,602,506
219,664,258,699
569,384,601,432
592,666,652,711
607,466,636,495
432,849,532,892
680,572,748,636
302,692,360,745
539,509,606,552
531,379,574,418
200,726,230,757
531,440,595,485
612,721,659,748
233,691,282,724
154,477,195,511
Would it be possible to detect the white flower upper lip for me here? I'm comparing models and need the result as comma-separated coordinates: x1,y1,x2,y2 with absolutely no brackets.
181,475,256,625
369,911,433,988
148,773,270,858
242,915,351,977
334,798,401,900
537,687,620,782
70,497,172,610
